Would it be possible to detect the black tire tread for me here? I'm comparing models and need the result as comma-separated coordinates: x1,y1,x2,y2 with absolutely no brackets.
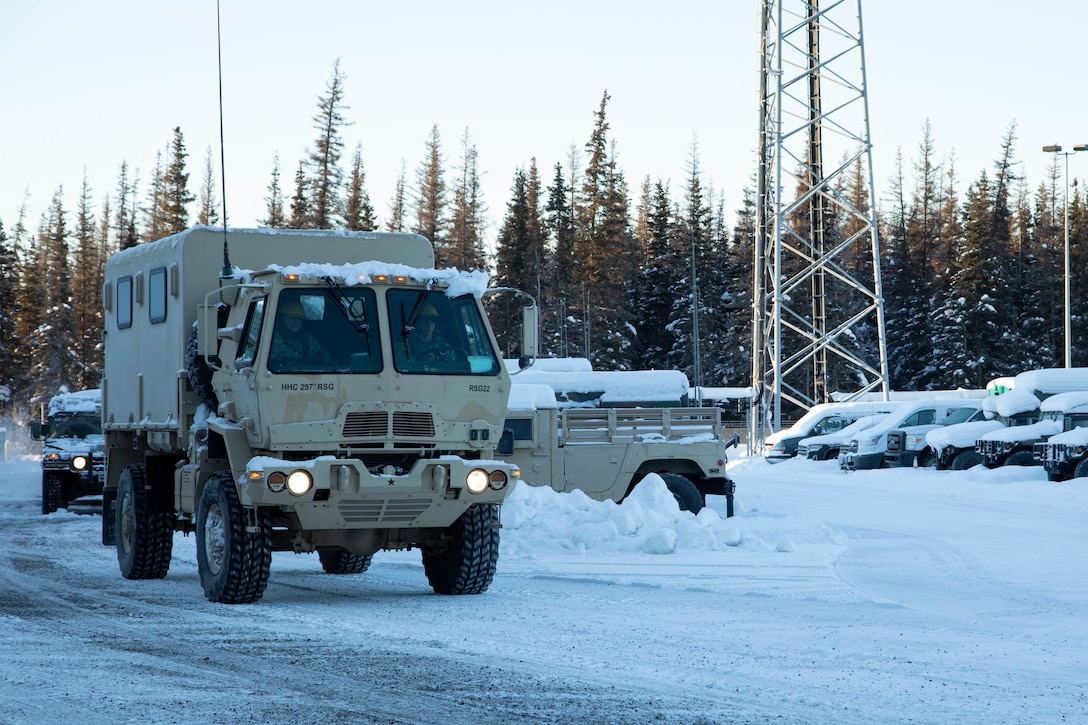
197,472,272,604
318,548,373,575
116,464,174,580
422,504,499,595
41,472,62,515
186,326,219,411
657,472,705,513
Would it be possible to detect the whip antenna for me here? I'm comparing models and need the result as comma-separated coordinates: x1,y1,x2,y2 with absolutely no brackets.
216,0,232,278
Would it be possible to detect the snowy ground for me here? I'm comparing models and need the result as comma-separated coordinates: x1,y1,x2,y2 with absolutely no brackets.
1,451,1086,724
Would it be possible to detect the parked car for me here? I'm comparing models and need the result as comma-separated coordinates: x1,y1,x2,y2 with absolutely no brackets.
978,391,1088,468
884,404,988,467
931,368,1088,470
763,401,898,463
840,398,984,471
798,414,886,461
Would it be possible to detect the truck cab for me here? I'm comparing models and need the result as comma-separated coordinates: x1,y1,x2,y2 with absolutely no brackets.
884,404,987,468
839,398,983,471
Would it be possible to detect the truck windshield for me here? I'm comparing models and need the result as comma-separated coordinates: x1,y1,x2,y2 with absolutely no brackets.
388,289,501,375
268,289,382,374
52,413,102,438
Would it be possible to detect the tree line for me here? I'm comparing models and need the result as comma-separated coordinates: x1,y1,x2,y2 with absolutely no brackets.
1,62,1085,422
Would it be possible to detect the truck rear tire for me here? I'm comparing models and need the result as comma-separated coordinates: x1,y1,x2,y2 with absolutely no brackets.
196,472,272,604
116,464,174,580
916,450,937,468
422,503,499,595
41,472,63,515
951,450,983,470
657,473,705,513
318,547,373,575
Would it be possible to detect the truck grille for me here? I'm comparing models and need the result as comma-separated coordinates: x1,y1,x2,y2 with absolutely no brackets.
886,431,904,453
337,498,429,524
344,411,388,437
392,412,435,437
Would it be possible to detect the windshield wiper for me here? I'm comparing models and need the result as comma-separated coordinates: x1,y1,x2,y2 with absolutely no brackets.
321,276,369,333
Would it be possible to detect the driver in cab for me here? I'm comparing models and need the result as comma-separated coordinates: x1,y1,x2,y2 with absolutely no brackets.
409,305,457,363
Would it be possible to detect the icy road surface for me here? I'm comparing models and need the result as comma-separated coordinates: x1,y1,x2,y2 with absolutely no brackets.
1,454,1086,724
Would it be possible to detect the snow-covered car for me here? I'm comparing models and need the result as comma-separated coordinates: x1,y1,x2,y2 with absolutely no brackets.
978,391,1088,468
1035,426,1088,481
797,414,886,461
839,398,984,471
933,368,1088,470
763,401,897,463
884,404,987,468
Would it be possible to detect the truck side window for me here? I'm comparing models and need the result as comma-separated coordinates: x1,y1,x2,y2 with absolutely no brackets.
235,297,266,369
149,267,167,324
504,418,534,441
117,276,133,329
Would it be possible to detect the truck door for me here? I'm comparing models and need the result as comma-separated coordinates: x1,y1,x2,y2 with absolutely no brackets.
225,296,266,440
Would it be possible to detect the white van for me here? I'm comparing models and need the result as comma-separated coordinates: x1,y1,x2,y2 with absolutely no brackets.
762,401,898,462
839,398,985,471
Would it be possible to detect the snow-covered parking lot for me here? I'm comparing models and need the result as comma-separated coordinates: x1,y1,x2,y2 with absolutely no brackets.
1,452,1086,724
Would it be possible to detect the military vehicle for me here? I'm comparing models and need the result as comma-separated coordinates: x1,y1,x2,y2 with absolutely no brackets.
497,365,737,516
100,227,523,603
978,391,1088,469
31,388,104,514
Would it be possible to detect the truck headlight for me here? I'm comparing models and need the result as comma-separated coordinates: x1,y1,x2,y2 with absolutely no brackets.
71,455,89,471
466,468,489,494
287,470,313,496
489,470,508,490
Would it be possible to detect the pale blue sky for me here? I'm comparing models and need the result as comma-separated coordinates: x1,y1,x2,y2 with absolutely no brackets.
2,1,1086,247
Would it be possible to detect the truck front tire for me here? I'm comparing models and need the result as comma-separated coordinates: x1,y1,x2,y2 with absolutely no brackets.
116,464,174,579
422,503,499,595
196,472,272,604
1005,450,1036,467
1073,458,1088,479
657,473,705,513
41,472,63,515
951,450,983,470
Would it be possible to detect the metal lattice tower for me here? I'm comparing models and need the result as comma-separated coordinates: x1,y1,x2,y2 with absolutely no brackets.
751,0,890,444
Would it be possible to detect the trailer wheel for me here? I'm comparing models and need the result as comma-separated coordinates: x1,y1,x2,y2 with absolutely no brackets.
41,472,63,515
951,450,983,470
422,503,499,595
116,464,173,579
185,326,219,411
196,472,272,604
1005,450,1036,467
318,548,373,575
657,473,705,513
1073,458,1088,479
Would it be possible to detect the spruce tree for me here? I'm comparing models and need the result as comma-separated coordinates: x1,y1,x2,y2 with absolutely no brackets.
262,154,287,228
197,146,221,227
0,218,19,402
412,124,447,254
307,59,350,229
544,161,575,356
633,180,679,370
493,168,533,357
446,129,486,270
72,174,103,389
343,143,376,231
162,127,194,235
287,161,310,229
27,189,77,402
386,162,407,233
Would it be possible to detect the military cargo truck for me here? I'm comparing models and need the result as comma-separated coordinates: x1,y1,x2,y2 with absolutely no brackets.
497,368,737,516
100,227,522,603
31,388,104,514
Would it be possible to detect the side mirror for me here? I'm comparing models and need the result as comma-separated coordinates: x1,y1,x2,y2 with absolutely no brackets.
497,428,514,456
521,305,538,359
728,432,741,449
30,421,42,440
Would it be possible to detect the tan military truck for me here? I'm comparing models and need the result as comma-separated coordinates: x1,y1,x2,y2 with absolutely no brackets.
497,366,737,516
100,227,523,603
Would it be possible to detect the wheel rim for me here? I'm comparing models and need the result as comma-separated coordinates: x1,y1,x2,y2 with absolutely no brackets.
203,502,225,575
119,491,135,554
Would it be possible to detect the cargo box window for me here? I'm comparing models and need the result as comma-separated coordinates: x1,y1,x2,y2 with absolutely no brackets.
149,267,167,324
117,275,133,329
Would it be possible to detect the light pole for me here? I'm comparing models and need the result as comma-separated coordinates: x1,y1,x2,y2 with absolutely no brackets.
1042,143,1087,368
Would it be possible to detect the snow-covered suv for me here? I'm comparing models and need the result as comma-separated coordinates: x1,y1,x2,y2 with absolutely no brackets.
31,389,104,514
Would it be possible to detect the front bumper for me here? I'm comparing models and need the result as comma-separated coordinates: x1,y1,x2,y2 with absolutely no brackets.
841,451,884,470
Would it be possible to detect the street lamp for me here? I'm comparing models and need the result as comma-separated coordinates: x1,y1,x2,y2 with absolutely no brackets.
1042,143,1087,368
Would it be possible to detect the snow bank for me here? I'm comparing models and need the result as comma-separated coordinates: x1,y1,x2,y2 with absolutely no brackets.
502,474,843,556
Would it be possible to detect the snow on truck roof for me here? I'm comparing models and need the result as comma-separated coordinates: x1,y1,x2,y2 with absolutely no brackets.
48,388,102,416
1039,391,1088,413
510,368,690,408
269,262,491,298
1011,367,1088,394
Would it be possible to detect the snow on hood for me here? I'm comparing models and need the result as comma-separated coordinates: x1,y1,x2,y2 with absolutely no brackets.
47,389,101,416
507,383,559,411
1040,391,1088,414
1044,425,1088,445
980,418,1063,442
269,262,490,298
983,388,1040,418
926,419,1005,451
502,473,843,555
766,402,898,445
